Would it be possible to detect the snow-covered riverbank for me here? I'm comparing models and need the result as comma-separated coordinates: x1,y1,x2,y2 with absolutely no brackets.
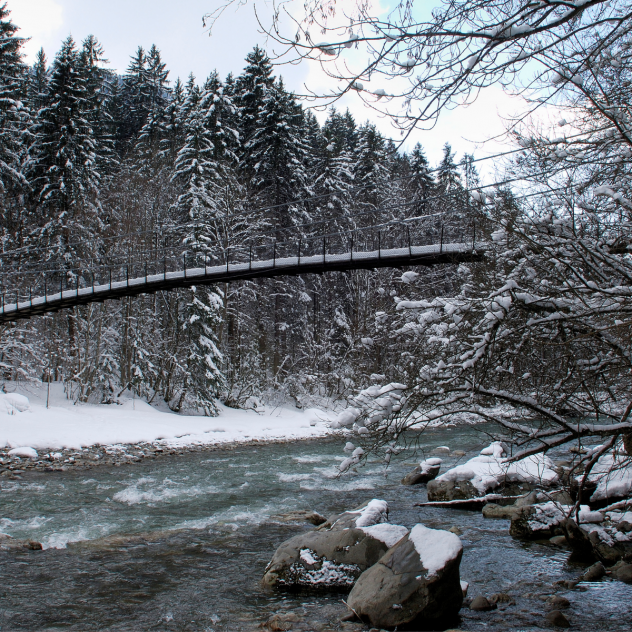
0,383,335,451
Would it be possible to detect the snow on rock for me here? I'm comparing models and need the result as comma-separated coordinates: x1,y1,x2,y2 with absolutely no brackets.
402,458,442,485
262,501,399,590
347,523,464,628
563,508,632,564
360,524,409,548
8,446,38,459
0,383,335,450
327,499,389,530
586,453,632,503
510,502,606,540
428,442,559,501
408,524,463,577
0,393,30,413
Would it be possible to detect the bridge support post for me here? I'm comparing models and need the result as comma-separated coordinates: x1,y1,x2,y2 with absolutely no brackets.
109,268,112,290
183,255,186,280
226,246,229,273
407,225,412,257
44,278,47,304
472,222,476,250
378,231,381,260
350,232,354,262
249,243,252,270
273,241,276,267
322,236,326,266
298,238,301,266
440,225,444,254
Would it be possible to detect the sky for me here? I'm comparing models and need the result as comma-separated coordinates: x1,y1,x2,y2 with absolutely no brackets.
11,0,527,170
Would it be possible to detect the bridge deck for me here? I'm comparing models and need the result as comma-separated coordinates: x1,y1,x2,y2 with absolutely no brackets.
0,242,483,323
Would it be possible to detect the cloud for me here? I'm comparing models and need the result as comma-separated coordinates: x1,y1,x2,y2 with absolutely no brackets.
11,0,64,61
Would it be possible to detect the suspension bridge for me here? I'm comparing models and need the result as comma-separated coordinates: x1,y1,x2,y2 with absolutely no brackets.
0,215,484,324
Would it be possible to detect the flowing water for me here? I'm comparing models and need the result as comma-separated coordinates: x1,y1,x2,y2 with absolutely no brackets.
1,426,631,631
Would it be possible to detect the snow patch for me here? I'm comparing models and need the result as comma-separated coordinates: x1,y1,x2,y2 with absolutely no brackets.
8,446,38,459
360,523,408,548
408,524,463,577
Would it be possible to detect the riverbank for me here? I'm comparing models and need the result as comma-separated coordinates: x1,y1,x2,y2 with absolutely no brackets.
0,383,336,476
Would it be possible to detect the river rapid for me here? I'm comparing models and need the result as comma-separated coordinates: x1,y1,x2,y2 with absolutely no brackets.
1,425,631,631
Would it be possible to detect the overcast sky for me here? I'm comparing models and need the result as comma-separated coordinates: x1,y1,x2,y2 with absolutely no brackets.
11,0,525,169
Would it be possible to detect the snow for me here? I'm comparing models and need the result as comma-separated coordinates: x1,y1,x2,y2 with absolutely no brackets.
435,442,559,493
0,384,335,450
0,393,30,413
360,524,409,548
586,453,632,502
408,524,463,577
424,457,442,466
8,446,38,459
300,548,319,565
337,499,389,528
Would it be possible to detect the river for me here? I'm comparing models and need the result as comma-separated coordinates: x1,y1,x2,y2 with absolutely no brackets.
1,425,631,631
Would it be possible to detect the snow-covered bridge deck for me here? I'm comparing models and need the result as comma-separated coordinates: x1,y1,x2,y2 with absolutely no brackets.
0,241,483,323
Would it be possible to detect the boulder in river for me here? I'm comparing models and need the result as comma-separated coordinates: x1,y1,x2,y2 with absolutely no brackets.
562,505,632,564
262,500,409,590
401,458,442,486
427,442,559,502
510,502,604,540
346,524,463,629
316,499,389,531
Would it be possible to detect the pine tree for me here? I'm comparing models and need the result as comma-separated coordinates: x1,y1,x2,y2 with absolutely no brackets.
354,123,391,219
0,3,29,198
244,79,312,228
28,48,49,114
181,285,226,415
407,143,434,215
313,109,355,234
235,45,273,147
28,36,102,264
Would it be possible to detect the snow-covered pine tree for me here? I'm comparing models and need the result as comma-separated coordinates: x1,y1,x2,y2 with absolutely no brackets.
170,74,227,414
244,78,312,228
180,284,226,415
27,36,102,265
407,143,434,215
235,45,273,149
27,48,49,114
0,2,30,247
353,123,392,224
313,109,355,235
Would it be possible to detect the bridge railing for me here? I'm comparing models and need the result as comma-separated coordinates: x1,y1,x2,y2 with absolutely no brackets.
0,213,478,314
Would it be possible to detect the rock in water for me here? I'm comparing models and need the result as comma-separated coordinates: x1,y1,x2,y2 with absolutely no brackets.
316,499,389,531
427,442,559,501
581,561,605,582
346,524,463,629
401,458,442,486
614,563,632,583
469,596,496,611
262,500,408,590
546,610,571,628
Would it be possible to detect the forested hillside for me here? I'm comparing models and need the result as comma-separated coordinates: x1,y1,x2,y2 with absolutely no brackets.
0,4,476,413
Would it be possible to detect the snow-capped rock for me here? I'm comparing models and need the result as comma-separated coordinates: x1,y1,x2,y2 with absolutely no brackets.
427,442,559,501
562,505,632,564
262,500,408,590
401,458,442,485
8,446,38,459
318,499,389,531
346,524,463,628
